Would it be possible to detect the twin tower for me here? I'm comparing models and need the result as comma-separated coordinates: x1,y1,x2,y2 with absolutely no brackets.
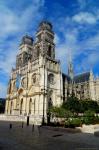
5,21,63,124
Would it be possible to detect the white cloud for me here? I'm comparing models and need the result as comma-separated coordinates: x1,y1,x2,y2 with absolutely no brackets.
78,34,99,71
55,28,80,73
0,6,19,40
79,52,99,72
0,0,44,97
0,0,44,72
72,12,97,24
54,34,60,45
0,0,44,40
77,0,87,9
55,20,99,74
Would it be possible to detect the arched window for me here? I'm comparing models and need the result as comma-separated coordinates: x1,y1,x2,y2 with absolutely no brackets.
18,57,22,66
47,45,51,57
23,52,28,64
21,77,27,88
37,46,40,57
48,73,54,84
32,73,36,84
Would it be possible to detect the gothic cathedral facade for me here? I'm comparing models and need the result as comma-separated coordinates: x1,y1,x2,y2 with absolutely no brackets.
5,21,63,124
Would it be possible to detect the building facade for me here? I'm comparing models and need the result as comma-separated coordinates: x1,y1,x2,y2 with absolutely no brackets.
5,21,99,124
63,60,99,102
5,21,63,124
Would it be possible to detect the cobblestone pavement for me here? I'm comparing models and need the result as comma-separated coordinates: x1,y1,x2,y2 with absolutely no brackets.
0,121,99,150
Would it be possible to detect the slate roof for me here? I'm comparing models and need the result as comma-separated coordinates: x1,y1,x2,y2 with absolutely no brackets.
39,21,52,29
62,72,90,83
20,35,33,46
74,72,90,83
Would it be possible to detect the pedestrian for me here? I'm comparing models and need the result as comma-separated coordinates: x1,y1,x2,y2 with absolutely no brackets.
22,122,24,128
32,124,34,132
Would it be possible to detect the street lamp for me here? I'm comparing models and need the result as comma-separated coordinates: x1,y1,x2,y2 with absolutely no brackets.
47,98,52,125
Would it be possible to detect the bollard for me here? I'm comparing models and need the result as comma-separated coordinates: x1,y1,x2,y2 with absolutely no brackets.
27,116,29,126
9,123,12,129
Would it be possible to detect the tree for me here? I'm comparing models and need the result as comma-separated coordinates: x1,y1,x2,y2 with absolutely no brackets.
50,106,66,118
83,110,95,125
0,99,5,113
79,99,99,113
62,96,80,113
62,96,99,114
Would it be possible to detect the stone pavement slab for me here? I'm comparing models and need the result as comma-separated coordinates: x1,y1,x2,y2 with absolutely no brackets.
0,121,99,150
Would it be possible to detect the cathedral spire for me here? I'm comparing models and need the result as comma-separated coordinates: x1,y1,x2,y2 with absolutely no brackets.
68,51,74,81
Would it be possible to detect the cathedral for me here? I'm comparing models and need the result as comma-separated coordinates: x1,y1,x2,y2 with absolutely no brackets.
5,21,99,124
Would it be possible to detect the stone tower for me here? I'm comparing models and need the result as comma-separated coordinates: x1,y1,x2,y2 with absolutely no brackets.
68,53,74,81
16,35,33,68
5,21,63,124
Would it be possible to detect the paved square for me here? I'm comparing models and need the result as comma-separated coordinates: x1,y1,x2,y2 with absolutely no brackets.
0,121,99,150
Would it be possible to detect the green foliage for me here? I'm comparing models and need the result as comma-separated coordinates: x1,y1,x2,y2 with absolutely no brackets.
79,100,99,113
62,96,80,113
0,101,5,113
65,118,82,128
50,106,73,118
50,106,65,118
64,110,74,118
50,97,99,126
94,115,99,124
83,110,95,125
62,96,99,113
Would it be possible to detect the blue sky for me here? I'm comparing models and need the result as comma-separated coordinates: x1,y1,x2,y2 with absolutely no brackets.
0,0,99,98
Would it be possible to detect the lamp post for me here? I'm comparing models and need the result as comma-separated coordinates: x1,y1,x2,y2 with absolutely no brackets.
47,98,52,125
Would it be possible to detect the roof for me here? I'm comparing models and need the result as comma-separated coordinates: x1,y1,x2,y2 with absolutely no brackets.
38,20,53,32
62,72,90,83
20,35,33,46
74,72,90,83
39,21,52,29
